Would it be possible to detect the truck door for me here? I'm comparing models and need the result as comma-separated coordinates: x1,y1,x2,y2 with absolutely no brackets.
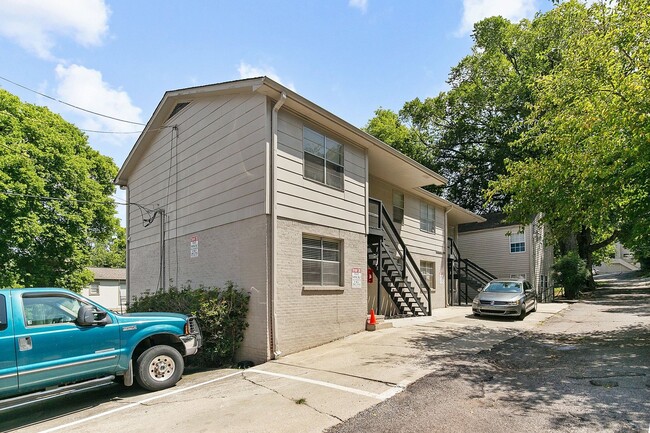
15,292,121,395
0,292,18,398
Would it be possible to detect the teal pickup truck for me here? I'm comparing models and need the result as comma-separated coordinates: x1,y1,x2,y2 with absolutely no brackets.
0,288,202,409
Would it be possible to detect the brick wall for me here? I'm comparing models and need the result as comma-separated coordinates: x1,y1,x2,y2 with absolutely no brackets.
128,214,271,363
274,218,367,356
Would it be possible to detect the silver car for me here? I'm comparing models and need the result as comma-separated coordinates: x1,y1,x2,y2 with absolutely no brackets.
472,279,537,320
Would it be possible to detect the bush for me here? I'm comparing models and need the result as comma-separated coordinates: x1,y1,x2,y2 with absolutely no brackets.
552,252,589,299
128,282,250,367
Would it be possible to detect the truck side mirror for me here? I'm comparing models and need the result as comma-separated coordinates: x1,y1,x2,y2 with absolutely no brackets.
77,305,110,326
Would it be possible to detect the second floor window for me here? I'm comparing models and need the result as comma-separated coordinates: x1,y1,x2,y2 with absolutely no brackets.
509,232,526,253
420,202,435,233
392,191,404,224
303,126,344,189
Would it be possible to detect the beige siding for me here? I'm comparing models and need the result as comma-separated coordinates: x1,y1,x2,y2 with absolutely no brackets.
368,178,446,309
457,225,531,279
128,215,270,364
82,280,125,312
128,93,268,250
275,111,367,234
275,218,367,356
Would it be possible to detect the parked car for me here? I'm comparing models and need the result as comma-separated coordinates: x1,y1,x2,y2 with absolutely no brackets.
471,279,537,320
0,288,202,410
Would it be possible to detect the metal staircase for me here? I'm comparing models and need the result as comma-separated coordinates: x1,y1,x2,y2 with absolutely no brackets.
447,237,497,305
367,198,431,317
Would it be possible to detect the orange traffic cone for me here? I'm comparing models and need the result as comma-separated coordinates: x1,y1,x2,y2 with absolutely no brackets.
368,309,377,325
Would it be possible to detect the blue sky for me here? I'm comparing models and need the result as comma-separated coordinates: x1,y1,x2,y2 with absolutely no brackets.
0,0,555,223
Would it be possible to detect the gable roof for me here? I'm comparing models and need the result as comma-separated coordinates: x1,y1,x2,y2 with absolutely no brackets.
115,77,447,191
88,267,126,281
458,212,526,233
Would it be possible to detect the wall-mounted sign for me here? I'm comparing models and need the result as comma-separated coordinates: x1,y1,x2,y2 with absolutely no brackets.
190,235,199,258
351,267,362,289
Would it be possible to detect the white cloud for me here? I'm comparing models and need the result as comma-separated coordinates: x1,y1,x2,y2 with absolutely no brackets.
54,64,143,143
457,0,537,36
0,0,110,59
349,0,368,13
237,62,296,91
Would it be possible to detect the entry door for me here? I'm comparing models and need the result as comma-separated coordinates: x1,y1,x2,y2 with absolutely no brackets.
0,293,18,398
15,293,121,394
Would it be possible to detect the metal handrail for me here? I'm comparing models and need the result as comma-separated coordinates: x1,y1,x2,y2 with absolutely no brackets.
369,198,431,315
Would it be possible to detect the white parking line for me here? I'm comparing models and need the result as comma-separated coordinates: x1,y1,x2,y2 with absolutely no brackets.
247,369,396,400
36,371,243,433
36,368,405,433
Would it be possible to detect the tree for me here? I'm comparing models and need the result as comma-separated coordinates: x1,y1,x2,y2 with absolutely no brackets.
0,89,120,291
488,0,650,282
88,226,126,268
365,11,582,212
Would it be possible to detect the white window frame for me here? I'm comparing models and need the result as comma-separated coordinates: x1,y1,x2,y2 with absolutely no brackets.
420,261,435,290
392,191,404,224
420,202,436,233
302,236,342,286
509,231,526,253
303,126,344,190
89,283,100,296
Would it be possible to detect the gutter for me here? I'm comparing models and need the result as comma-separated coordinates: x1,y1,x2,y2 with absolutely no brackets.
270,92,286,360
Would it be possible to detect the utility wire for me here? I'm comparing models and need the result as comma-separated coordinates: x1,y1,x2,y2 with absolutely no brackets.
0,75,146,126
2,190,160,227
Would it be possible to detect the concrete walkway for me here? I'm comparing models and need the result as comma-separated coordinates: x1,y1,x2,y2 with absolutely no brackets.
5,303,568,433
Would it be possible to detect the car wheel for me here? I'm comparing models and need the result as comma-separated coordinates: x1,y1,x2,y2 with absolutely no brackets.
532,299,537,312
135,345,184,391
517,307,526,321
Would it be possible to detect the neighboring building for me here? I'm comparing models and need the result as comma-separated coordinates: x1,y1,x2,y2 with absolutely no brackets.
115,77,482,364
82,267,127,312
594,242,640,274
455,213,554,301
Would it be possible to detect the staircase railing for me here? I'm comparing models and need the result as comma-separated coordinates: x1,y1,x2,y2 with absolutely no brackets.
368,198,431,316
448,237,497,305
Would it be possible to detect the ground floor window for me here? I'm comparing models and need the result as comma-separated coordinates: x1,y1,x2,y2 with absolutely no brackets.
302,236,341,286
420,261,435,289
89,283,100,296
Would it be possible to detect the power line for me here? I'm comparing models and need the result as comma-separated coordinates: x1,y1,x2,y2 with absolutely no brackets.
80,128,143,134
2,190,161,227
0,75,146,126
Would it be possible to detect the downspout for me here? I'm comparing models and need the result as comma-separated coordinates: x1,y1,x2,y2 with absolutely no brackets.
443,205,452,308
123,185,130,309
270,92,287,359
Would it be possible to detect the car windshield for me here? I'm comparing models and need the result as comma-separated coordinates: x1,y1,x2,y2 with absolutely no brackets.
483,282,523,293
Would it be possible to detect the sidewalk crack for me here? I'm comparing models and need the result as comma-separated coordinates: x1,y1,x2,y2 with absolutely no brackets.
242,374,343,422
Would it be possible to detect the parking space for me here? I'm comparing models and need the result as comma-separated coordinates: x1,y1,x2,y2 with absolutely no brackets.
1,303,569,433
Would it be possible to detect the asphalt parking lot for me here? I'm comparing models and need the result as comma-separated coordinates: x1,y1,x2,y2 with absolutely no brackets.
0,303,567,433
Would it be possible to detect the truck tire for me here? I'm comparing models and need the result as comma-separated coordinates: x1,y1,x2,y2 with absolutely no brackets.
135,345,184,391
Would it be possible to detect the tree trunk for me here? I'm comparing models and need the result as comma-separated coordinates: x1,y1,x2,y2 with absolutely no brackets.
577,227,596,291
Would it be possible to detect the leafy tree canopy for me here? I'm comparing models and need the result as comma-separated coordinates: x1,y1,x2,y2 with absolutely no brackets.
0,89,121,291
365,8,584,212
488,0,650,268
88,225,126,268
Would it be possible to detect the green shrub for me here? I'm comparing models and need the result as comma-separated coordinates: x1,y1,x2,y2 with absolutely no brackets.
552,252,589,299
128,282,250,367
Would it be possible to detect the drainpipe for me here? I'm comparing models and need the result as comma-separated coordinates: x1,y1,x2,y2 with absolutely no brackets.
444,206,452,308
123,185,130,309
270,92,287,360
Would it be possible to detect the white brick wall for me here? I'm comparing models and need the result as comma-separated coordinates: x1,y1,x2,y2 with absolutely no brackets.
275,218,367,356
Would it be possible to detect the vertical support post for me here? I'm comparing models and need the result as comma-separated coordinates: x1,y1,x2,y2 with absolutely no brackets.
377,243,382,314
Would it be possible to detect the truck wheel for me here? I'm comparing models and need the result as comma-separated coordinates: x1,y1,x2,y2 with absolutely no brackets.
135,345,184,391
